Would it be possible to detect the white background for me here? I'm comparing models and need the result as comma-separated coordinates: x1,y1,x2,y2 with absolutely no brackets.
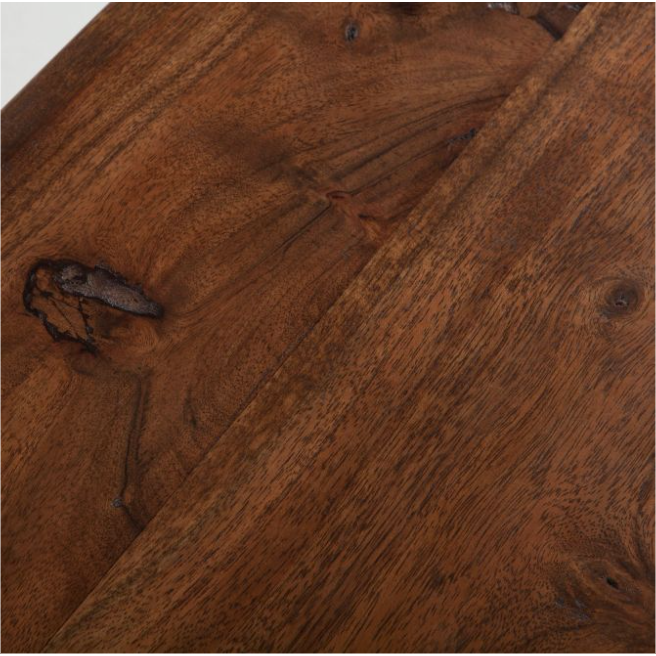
1,2,107,107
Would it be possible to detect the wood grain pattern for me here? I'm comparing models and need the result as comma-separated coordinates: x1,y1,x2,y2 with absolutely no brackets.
42,2,655,652
1,3,583,651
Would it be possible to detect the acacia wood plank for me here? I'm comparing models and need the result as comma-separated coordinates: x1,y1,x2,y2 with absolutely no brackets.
44,2,655,652
0,3,580,651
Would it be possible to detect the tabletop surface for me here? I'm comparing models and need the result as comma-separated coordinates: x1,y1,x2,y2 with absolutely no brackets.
2,3,654,652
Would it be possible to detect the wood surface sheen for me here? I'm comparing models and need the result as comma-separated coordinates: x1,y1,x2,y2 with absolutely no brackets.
2,2,653,653
34,1,656,652
1,2,583,651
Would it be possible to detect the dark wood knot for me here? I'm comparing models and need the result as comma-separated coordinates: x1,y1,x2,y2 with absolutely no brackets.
344,21,359,42
604,282,640,317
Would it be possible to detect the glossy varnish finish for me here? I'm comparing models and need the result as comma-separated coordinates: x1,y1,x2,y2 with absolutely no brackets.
36,2,656,651
1,3,585,651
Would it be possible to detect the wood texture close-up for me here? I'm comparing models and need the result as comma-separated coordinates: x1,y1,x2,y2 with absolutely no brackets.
2,1,654,653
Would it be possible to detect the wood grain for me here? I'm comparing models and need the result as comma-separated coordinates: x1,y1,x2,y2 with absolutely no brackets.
42,2,655,652
1,3,582,651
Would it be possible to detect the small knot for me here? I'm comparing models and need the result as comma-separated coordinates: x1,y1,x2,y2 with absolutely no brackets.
606,576,619,589
344,22,359,42
605,283,640,316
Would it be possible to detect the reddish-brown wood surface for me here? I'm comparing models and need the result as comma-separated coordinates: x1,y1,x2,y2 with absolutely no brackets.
4,1,654,652
2,3,584,651
35,2,655,651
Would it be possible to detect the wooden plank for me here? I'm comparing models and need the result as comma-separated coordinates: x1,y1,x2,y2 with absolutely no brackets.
1,3,580,651
44,2,655,652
